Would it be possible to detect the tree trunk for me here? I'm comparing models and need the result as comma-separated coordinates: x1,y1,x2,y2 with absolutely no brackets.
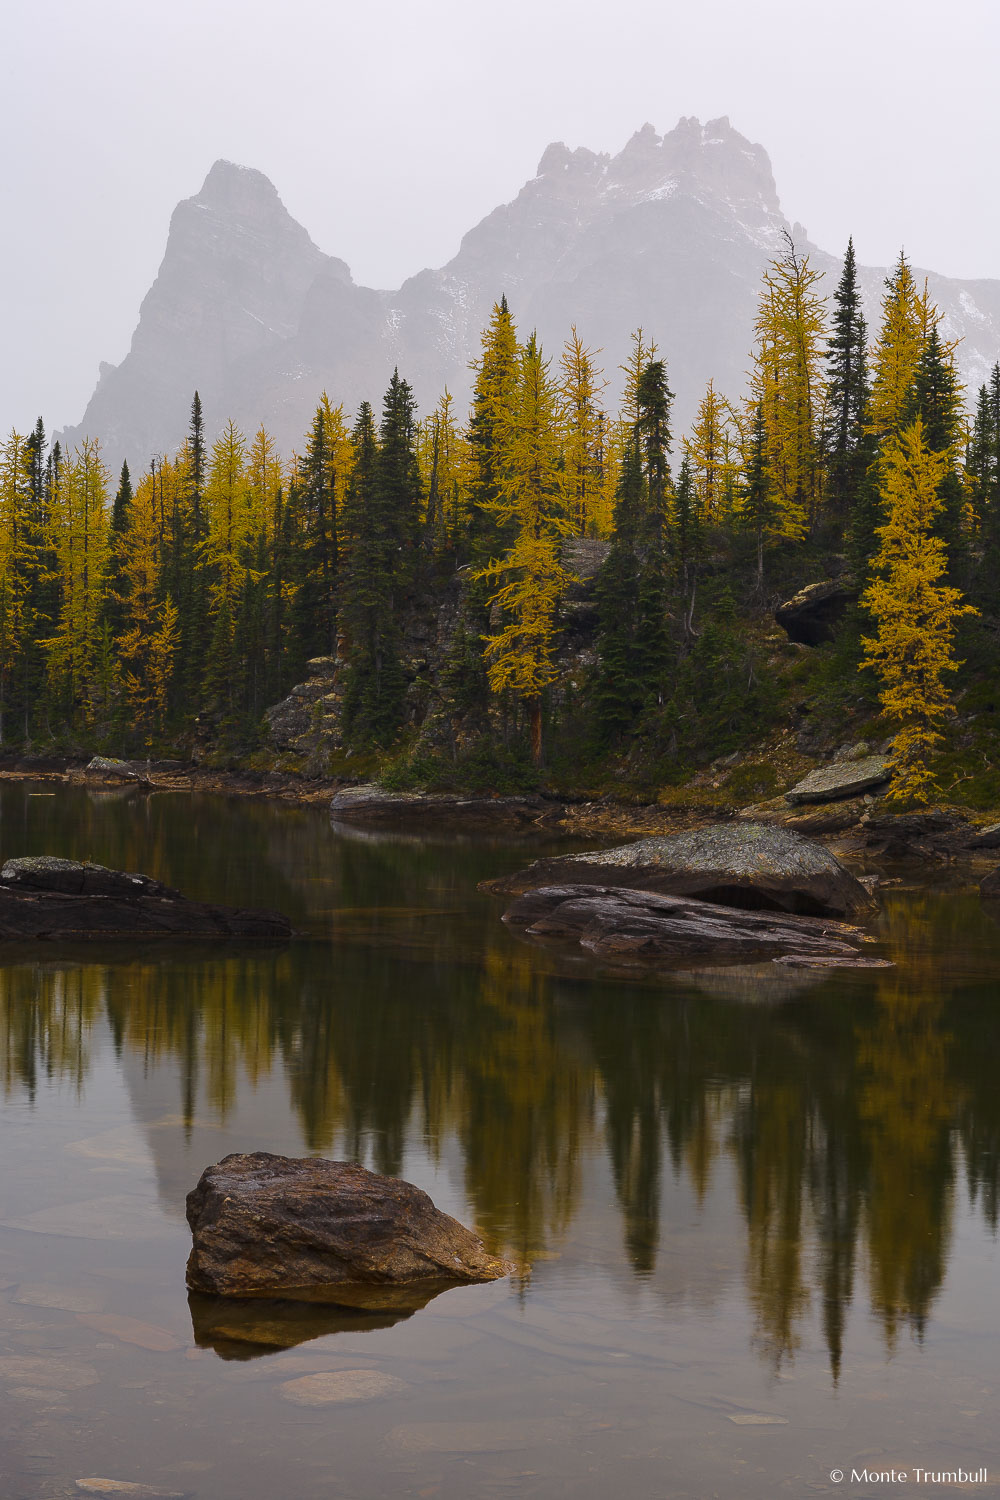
529,697,542,766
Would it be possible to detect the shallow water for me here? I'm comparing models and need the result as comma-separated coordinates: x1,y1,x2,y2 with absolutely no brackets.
0,782,998,1498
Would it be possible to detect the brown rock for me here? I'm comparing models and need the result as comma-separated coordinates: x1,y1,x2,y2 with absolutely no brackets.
185,1153,513,1299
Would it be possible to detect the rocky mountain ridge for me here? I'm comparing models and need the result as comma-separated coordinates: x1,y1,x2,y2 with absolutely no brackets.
59,117,1000,474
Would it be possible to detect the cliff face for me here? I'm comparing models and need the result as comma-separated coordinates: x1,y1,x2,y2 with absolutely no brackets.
60,119,1000,475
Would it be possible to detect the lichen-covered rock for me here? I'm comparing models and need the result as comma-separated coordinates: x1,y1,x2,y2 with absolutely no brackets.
84,755,144,782
784,756,892,804
185,1153,514,1299
485,821,873,919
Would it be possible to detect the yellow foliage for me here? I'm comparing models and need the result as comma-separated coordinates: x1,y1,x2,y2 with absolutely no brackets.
558,328,609,536
115,464,179,735
750,237,827,537
418,389,471,544
477,335,576,761
860,419,977,802
45,438,112,708
868,253,927,439
684,379,738,524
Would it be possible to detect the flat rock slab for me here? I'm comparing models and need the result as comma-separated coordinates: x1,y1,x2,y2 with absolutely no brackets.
76,1483,185,1498
388,1419,563,1454
76,1312,182,1351
14,1283,105,1313
503,885,876,966
772,954,894,970
0,1192,170,1241
0,856,290,940
487,821,873,919
784,756,891,804
331,784,546,830
186,1153,514,1299
278,1370,408,1405
0,1355,100,1390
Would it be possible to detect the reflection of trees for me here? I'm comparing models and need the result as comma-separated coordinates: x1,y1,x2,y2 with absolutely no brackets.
0,862,997,1381
0,961,106,1100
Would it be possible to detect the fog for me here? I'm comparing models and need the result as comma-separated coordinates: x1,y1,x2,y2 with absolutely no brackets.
4,0,998,434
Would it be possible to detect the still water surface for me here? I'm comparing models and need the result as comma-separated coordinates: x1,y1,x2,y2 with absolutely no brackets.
0,783,998,1498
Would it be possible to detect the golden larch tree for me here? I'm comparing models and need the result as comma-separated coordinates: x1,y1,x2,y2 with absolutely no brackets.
0,431,38,739
684,379,738,526
115,463,180,737
860,418,976,802
868,252,929,440
477,334,576,764
559,328,609,536
45,438,111,712
750,235,827,538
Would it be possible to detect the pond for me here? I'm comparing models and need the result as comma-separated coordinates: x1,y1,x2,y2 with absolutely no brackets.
0,781,997,1498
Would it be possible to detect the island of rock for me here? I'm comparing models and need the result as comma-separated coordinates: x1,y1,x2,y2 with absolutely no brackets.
0,857,290,940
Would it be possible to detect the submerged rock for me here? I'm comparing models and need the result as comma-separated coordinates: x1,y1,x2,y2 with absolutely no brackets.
486,821,873,919
0,857,290,940
784,756,892,804
503,884,879,966
185,1153,514,1299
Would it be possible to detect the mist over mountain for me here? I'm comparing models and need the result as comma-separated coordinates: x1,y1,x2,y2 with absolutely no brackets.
59,117,1000,474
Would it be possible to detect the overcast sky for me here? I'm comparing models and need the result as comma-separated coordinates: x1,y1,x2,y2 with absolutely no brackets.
4,0,999,436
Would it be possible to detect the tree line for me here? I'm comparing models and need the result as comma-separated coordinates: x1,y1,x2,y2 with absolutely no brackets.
1,237,996,798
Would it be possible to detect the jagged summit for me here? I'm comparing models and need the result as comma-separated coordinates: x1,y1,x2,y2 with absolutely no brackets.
59,117,1000,476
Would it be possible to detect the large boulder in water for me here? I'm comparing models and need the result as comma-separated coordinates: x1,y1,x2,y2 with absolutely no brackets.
503,884,884,966
484,821,873,919
185,1153,514,1300
0,857,290,940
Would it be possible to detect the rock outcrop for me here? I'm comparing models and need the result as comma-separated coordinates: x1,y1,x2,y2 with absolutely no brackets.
485,821,874,919
784,755,892,804
775,579,857,645
0,857,290,940
185,1153,514,1299
503,884,885,967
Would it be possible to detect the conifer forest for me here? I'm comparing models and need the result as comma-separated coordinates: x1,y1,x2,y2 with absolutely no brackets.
3,237,997,807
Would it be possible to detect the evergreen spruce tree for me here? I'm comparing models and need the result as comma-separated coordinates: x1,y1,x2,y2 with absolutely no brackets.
339,401,405,746
824,238,871,526
593,437,645,742
103,461,133,641
903,324,967,574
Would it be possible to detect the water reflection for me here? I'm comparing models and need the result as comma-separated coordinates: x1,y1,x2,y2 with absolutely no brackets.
1,785,999,1384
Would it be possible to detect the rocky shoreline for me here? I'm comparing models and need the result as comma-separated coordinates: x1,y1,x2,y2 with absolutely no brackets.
4,754,1000,858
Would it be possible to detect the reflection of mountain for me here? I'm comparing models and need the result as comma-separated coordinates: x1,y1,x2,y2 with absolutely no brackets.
1,787,998,1380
